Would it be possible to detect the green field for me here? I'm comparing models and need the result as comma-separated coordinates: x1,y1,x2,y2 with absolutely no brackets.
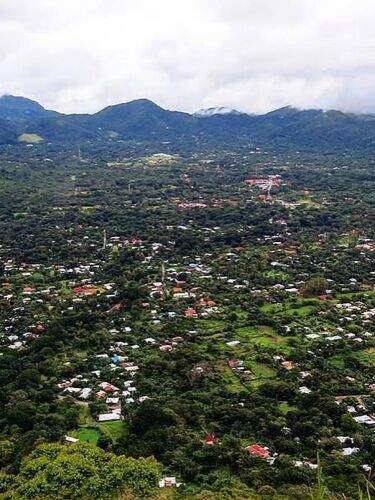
279,402,298,415
98,421,126,442
71,427,101,444
72,406,125,445
18,133,43,143
263,270,289,280
260,301,316,317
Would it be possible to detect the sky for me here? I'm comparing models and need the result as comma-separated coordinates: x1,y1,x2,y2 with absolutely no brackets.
1,0,375,115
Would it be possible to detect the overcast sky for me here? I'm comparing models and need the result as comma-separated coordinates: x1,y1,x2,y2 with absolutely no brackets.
1,0,375,114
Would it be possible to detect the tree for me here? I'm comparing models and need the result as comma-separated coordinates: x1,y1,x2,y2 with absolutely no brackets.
300,276,328,297
1,442,161,499
0,440,14,467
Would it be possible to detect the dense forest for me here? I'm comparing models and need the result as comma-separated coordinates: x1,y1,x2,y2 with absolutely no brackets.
0,138,374,499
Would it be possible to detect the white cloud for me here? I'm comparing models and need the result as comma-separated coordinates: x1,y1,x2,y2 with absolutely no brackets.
1,0,375,114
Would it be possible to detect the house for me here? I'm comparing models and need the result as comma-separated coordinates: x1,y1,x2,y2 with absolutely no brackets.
342,447,359,456
139,396,150,403
160,344,173,352
65,436,79,444
185,308,198,318
174,292,196,300
80,388,92,399
282,361,295,370
159,477,182,488
204,434,219,445
98,413,121,422
99,382,119,392
226,340,240,347
246,444,270,459
337,436,354,444
353,415,375,425
299,386,312,394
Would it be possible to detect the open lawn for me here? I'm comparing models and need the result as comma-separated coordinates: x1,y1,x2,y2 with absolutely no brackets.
247,361,276,379
232,325,292,355
18,133,43,143
98,421,126,442
337,290,375,299
263,270,289,280
71,427,101,444
72,405,125,444
199,319,228,333
279,402,298,415
260,301,316,318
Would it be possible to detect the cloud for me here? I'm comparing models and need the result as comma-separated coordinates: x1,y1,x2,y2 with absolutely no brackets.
1,0,375,114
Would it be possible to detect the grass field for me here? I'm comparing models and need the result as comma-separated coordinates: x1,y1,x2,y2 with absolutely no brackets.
71,427,101,444
260,301,316,317
279,402,298,415
71,405,126,444
337,290,375,299
232,325,292,356
247,361,276,379
263,270,289,280
18,133,43,143
98,421,126,442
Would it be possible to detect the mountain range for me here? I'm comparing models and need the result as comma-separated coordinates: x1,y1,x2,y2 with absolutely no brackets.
1,94,375,150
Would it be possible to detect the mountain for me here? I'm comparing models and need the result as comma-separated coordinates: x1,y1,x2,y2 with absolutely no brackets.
1,94,375,150
89,98,197,138
0,95,58,121
193,107,244,117
0,118,17,144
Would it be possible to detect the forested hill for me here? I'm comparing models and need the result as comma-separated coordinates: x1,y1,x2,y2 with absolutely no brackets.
2,94,375,150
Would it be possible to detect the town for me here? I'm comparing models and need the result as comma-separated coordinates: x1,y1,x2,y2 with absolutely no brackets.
0,142,374,499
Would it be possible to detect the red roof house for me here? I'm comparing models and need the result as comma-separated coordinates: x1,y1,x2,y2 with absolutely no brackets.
246,444,270,459
185,308,198,318
204,435,219,445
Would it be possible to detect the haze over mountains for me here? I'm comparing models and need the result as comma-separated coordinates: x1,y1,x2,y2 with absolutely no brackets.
1,94,375,150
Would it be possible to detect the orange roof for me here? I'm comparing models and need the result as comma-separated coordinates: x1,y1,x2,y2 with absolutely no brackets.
185,308,197,317
282,361,295,370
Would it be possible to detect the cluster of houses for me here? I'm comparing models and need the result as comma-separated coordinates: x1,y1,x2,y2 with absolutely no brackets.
58,342,143,421
1,194,374,483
